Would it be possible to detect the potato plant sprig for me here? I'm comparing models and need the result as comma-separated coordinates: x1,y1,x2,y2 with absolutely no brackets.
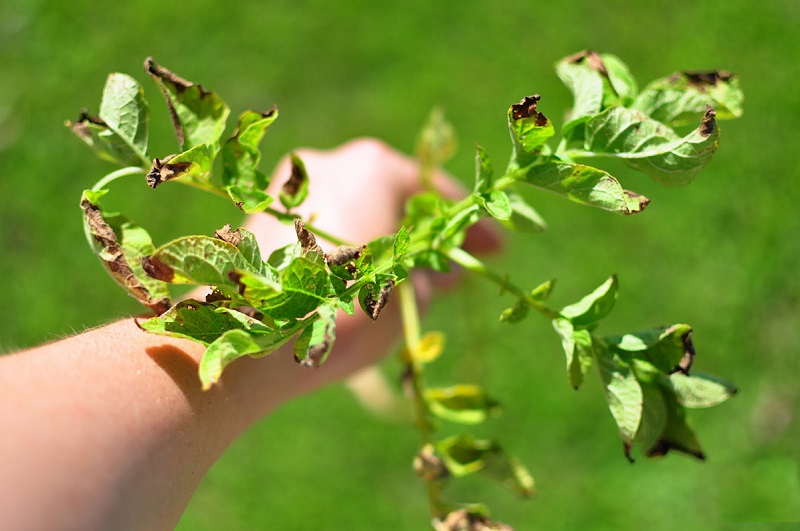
69,51,743,529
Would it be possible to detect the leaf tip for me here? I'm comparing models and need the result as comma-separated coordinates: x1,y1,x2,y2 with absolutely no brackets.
699,105,717,136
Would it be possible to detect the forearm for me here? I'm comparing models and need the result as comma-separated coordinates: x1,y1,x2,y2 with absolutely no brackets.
0,319,284,530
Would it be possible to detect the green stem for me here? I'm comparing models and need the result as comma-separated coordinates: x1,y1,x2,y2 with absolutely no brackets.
397,280,446,518
446,246,561,320
91,166,146,191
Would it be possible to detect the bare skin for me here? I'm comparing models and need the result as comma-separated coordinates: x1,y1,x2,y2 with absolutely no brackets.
0,138,499,531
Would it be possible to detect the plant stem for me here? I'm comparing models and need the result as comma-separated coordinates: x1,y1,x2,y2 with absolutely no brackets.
397,279,446,518
446,246,561,320
91,166,146,191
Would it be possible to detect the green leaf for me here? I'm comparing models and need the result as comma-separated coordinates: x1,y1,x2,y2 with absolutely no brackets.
325,245,372,281
142,235,257,286
437,203,482,246
436,435,534,497
669,372,737,409
602,53,638,105
561,275,618,327
636,381,668,458
502,192,547,233
212,225,267,275
644,374,705,460
581,106,720,186
518,161,649,215
416,107,457,168
634,70,743,127
199,328,286,390
595,347,644,446
479,190,511,221
425,384,501,425
501,279,555,324
358,276,396,321
508,94,555,167
556,54,604,122
404,331,446,364
80,194,170,314
233,254,330,320
605,324,693,373
222,108,277,190
67,73,150,167
552,318,594,389
145,57,230,150
145,143,216,189
137,300,271,344
279,153,310,210
393,226,410,263
473,143,494,193
294,303,337,367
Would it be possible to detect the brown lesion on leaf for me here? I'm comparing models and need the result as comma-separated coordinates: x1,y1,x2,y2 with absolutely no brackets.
282,155,307,198
699,106,717,137
434,509,513,531
81,199,170,315
227,271,247,296
67,108,108,139
144,57,216,149
297,327,334,368
645,439,705,461
511,94,549,126
294,218,322,255
413,444,449,482
146,155,193,188
623,190,651,213
679,70,734,90
141,255,175,283
672,329,696,375
325,245,364,266
563,49,609,77
365,279,395,321
213,224,243,247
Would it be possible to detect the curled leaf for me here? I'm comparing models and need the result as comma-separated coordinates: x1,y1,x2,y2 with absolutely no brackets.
359,278,395,321
280,153,309,210
81,196,170,314
294,304,337,367
294,218,322,255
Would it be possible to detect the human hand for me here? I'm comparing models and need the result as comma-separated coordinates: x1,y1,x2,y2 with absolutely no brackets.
225,137,501,419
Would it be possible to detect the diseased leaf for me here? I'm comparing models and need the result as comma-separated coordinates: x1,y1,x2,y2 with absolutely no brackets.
508,94,555,167
325,245,372,281
425,384,501,425
279,153,310,210
231,254,329,320
67,73,150,167
437,435,534,497
144,58,230,150
605,324,693,373
137,299,271,344
518,161,649,215
634,70,743,127
358,276,395,321
595,347,644,446
669,372,737,408
226,184,274,213
199,328,287,390
145,143,215,188
644,376,705,460
222,108,277,190
561,275,618,327
602,53,638,105
80,194,170,314
212,225,267,275
556,52,605,121
294,303,337,367
581,106,720,186
142,235,256,286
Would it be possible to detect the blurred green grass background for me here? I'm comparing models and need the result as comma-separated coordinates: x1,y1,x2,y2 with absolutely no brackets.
1,0,798,528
